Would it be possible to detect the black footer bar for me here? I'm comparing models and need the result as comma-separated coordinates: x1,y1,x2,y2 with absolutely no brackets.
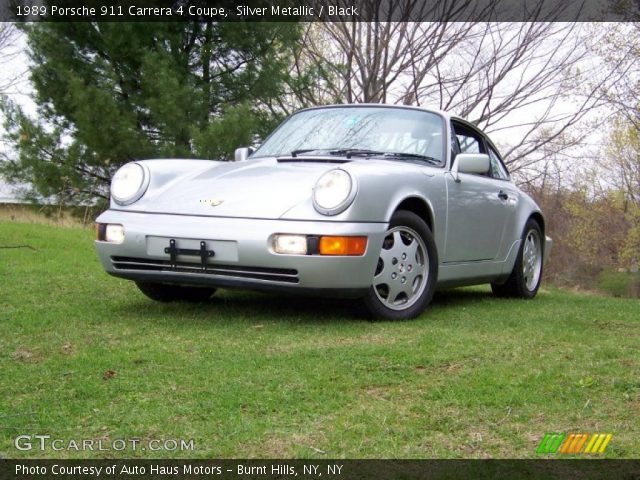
2,459,640,480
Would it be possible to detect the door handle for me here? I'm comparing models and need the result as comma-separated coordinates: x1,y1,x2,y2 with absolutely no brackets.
498,190,509,200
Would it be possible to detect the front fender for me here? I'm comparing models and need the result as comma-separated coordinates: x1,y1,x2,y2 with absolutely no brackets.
282,165,447,263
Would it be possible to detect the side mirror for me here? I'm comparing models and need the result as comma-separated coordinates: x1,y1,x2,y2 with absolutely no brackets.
234,147,255,162
451,153,490,182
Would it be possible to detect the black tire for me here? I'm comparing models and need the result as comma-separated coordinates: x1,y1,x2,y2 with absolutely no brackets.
135,282,216,303
491,218,544,299
362,210,438,320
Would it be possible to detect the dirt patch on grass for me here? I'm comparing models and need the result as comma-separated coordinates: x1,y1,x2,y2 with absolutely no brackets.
415,361,464,374
363,386,393,401
61,342,75,355
10,347,40,363
241,431,329,457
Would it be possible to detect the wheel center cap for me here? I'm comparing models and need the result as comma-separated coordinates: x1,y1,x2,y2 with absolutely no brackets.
399,263,405,273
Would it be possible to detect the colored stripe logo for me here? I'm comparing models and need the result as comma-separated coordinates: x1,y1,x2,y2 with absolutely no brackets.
536,433,613,454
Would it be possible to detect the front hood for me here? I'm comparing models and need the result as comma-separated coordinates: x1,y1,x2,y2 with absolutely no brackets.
131,158,343,219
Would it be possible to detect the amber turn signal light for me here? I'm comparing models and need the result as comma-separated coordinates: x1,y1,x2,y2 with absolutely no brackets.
95,223,105,241
319,236,367,256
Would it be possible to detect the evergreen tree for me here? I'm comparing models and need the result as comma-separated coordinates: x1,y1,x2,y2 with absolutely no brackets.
1,22,306,202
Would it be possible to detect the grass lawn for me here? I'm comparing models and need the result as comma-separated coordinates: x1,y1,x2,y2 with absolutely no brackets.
0,221,638,459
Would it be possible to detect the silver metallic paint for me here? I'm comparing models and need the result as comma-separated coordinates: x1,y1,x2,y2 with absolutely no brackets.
95,105,552,295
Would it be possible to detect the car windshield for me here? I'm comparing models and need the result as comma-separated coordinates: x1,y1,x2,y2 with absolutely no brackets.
252,106,445,165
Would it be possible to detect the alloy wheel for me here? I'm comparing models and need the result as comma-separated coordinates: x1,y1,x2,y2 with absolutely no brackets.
373,226,429,311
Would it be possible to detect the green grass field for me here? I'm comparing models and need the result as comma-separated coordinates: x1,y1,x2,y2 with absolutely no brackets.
1,221,638,459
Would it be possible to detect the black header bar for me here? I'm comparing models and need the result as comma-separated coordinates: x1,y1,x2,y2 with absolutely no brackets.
2,0,635,22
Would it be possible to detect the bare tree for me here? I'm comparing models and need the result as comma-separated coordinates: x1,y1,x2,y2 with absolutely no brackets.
590,22,640,129
298,1,629,179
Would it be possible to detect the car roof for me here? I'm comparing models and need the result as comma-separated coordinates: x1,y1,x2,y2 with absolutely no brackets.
295,103,454,120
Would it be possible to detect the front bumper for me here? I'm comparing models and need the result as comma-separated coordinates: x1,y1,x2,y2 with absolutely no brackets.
95,210,388,296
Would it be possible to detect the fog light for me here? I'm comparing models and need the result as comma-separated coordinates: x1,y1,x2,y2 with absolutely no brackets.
273,234,308,255
105,224,125,244
319,236,367,256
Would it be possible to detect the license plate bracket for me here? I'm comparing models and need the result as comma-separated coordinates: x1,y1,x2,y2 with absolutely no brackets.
164,239,215,270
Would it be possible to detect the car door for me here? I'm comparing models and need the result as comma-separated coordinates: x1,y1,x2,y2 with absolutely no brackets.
443,121,513,262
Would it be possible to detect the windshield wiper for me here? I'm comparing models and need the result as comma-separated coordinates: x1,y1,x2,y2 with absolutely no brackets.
291,149,324,157
290,148,385,159
328,148,386,158
289,148,439,163
382,152,441,165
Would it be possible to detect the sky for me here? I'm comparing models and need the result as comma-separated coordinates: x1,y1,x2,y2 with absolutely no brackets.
0,26,33,112
0,26,30,200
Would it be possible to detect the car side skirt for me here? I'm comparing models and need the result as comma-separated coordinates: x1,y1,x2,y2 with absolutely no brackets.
436,239,521,288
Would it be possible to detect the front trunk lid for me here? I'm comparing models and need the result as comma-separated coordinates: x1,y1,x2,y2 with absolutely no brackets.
133,158,341,219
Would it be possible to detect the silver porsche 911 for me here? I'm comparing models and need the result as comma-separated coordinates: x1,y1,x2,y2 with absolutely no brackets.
95,104,551,320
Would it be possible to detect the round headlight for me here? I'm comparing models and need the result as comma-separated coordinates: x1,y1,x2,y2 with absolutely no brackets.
313,169,356,215
111,163,148,205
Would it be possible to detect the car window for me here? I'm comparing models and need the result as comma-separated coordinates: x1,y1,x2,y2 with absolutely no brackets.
457,135,480,153
451,121,485,154
253,107,446,165
488,147,510,180
451,121,489,175
454,128,483,154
